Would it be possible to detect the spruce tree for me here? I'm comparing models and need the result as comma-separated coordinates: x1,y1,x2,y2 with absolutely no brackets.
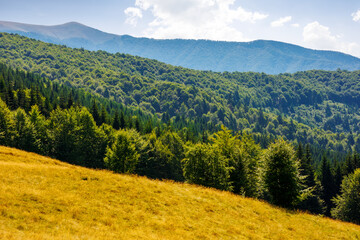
119,111,126,129
90,100,101,126
100,105,108,125
320,155,336,216
112,110,120,130
264,139,301,208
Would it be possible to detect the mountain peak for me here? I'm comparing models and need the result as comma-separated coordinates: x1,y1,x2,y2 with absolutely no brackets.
60,21,89,28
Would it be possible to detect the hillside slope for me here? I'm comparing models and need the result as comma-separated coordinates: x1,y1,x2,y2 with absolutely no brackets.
0,146,359,239
2,33,360,155
1,20,360,74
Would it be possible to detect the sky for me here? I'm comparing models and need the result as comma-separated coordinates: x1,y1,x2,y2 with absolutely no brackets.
1,0,360,57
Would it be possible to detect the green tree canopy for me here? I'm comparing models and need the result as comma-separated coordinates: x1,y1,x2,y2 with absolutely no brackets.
182,142,232,191
104,129,140,173
264,139,302,208
331,168,360,224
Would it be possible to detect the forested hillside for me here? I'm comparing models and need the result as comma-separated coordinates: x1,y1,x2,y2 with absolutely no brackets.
1,33,360,156
1,33,360,223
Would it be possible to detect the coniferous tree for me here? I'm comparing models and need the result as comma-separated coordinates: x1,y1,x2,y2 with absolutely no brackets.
49,107,78,163
0,75,5,93
119,111,126,129
354,152,360,169
112,110,120,130
90,100,101,126
296,144,325,214
0,98,14,145
13,108,36,151
28,105,48,154
17,88,27,111
6,84,16,110
74,107,107,168
144,119,153,134
100,105,108,125
183,142,232,191
104,130,140,173
264,139,302,208
135,117,141,132
67,92,74,108
332,169,360,224
320,155,336,216
344,153,354,176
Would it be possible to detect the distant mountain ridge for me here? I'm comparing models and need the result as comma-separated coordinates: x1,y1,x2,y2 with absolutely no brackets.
1,20,360,74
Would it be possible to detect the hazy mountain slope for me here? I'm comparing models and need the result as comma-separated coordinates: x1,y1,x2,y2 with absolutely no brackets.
0,145,359,239
1,20,360,74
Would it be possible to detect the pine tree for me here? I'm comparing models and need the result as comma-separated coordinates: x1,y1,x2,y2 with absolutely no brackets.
135,117,141,132
6,85,16,110
17,88,27,110
296,144,324,214
112,110,120,130
320,155,336,216
144,119,153,134
344,153,355,176
0,75,5,93
90,100,101,126
67,92,74,108
119,111,126,129
100,105,108,125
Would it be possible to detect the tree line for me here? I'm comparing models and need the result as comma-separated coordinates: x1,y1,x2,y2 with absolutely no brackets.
0,96,359,224
0,34,359,224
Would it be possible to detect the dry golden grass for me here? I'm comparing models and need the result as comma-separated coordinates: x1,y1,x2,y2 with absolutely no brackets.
0,146,359,239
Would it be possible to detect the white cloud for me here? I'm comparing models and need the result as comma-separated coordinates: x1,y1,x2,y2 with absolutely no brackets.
271,16,292,27
303,21,360,57
124,7,143,26
352,10,360,22
291,23,300,28
129,0,268,41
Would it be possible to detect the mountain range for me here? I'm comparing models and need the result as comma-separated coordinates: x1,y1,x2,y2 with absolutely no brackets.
1,20,360,74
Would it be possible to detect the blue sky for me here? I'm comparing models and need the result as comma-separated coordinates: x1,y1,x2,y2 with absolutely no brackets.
1,0,360,57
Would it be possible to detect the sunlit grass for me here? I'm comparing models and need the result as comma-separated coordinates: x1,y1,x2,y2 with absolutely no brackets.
0,146,359,239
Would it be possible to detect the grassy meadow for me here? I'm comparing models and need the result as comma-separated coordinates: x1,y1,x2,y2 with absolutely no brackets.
0,146,359,239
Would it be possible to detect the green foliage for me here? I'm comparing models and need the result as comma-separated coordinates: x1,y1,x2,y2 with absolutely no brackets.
295,144,325,214
332,168,360,224
1,33,360,221
235,133,263,198
104,130,140,173
135,130,181,181
209,126,262,197
3,33,360,155
28,105,49,155
320,156,337,216
0,98,13,145
264,139,302,208
12,108,38,152
183,142,232,191
48,107,108,168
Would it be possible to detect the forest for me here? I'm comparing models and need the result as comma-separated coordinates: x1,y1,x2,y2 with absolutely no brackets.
1,33,360,159
0,33,360,224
